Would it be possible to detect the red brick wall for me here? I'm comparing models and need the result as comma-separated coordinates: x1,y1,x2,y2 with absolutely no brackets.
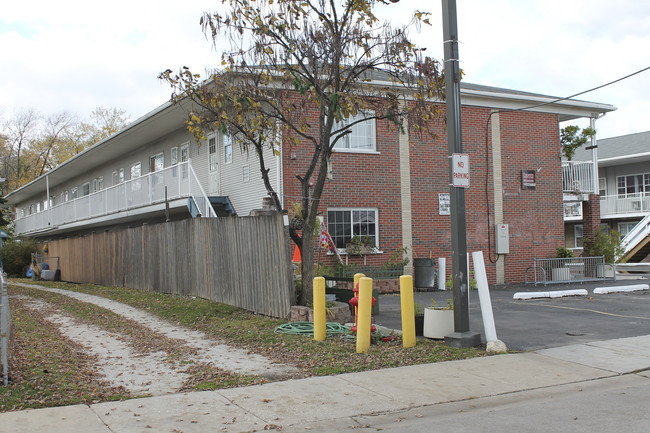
282,94,564,284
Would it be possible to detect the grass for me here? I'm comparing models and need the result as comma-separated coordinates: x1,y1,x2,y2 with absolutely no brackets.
2,279,489,411
1,296,129,411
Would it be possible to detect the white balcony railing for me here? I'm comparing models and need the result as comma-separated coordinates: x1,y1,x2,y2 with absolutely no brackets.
15,161,216,235
600,194,650,218
562,161,595,194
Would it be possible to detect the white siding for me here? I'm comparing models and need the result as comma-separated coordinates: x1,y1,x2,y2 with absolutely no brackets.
219,137,280,216
15,127,198,215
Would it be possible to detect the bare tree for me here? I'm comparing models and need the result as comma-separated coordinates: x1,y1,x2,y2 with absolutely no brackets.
162,0,444,304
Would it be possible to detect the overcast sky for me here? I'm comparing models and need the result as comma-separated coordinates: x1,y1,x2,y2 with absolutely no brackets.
1,0,649,139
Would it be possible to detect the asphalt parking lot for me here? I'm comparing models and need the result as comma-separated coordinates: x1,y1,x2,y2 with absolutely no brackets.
375,274,650,351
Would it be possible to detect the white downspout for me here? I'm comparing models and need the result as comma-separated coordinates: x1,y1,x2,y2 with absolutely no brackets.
590,116,599,195
46,174,51,226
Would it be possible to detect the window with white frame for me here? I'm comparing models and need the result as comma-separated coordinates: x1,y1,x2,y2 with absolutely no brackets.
92,177,103,193
71,188,78,199
327,208,378,250
82,182,90,196
224,133,232,164
332,111,376,152
208,135,218,172
618,222,637,238
599,177,607,197
180,143,189,178
131,161,142,191
131,162,141,179
112,170,119,186
119,168,125,183
574,224,583,248
64,190,69,202
617,173,650,197
171,146,179,165
150,152,164,173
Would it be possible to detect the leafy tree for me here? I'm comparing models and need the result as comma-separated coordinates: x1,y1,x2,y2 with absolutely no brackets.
162,0,444,304
561,125,596,161
0,107,129,195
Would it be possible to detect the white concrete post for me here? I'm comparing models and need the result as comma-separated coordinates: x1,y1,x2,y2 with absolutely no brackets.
472,251,507,353
438,257,446,291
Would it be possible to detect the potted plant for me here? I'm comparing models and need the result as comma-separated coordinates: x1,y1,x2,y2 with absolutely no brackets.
414,302,425,337
423,298,454,339
551,247,573,281
346,235,374,255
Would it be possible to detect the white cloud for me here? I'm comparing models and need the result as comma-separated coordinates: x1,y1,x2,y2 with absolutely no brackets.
1,0,648,138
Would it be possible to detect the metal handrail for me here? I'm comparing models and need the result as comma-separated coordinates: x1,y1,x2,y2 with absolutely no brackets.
562,161,594,194
528,256,615,286
15,161,216,235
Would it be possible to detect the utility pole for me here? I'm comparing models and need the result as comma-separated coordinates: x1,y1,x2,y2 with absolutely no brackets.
442,0,481,348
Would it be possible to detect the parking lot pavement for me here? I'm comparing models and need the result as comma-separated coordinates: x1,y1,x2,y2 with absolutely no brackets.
375,275,650,351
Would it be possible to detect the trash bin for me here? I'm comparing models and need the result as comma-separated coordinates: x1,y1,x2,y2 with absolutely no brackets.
413,258,436,290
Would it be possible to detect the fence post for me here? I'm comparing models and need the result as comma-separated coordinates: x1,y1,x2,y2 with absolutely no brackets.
1,272,9,386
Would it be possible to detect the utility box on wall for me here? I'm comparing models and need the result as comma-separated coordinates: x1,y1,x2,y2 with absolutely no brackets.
496,224,509,254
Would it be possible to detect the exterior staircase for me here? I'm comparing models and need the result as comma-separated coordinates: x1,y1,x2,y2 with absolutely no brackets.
621,213,650,262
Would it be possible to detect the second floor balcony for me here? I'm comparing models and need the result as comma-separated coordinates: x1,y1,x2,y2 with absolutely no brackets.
562,161,595,196
564,193,650,221
15,161,217,237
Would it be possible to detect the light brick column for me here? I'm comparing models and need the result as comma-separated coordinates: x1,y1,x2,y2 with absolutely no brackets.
399,100,414,275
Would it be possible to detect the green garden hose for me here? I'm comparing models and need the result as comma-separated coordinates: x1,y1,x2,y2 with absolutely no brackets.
274,321,350,336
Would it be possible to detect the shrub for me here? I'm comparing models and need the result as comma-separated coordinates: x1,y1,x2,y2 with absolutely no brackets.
584,227,625,263
1,239,38,277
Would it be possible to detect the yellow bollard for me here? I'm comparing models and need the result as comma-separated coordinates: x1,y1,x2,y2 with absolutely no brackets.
356,277,373,354
400,275,416,348
313,276,326,341
353,273,365,289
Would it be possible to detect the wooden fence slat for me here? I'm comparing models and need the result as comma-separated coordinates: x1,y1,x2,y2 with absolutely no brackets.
48,215,292,317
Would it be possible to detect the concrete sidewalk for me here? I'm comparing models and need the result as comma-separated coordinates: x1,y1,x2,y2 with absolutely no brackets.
3,334,650,433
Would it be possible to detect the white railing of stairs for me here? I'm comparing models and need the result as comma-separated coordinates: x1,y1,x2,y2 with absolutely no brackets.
621,213,650,257
15,161,216,235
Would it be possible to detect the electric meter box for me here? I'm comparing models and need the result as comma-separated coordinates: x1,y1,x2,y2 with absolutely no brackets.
496,224,509,254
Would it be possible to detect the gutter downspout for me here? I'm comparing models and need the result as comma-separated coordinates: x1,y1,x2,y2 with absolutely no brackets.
591,114,604,195
46,174,51,226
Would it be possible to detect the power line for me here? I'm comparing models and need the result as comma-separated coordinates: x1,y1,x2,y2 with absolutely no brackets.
499,64,650,114
482,64,650,264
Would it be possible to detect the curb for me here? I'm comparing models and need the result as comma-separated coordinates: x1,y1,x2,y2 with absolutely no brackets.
513,289,588,300
593,284,650,294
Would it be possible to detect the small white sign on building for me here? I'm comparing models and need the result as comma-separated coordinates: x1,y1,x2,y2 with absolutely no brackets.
439,193,450,215
451,153,470,187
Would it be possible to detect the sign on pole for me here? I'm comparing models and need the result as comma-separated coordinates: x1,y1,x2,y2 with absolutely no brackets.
451,153,470,188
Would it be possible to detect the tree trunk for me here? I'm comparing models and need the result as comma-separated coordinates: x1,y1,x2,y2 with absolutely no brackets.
300,219,315,306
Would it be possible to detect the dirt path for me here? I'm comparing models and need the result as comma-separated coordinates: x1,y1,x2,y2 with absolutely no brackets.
12,283,300,396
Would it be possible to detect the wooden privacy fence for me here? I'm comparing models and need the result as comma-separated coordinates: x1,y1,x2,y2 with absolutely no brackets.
48,215,294,318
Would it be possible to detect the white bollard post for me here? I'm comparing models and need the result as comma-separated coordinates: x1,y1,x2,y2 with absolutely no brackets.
472,251,507,353
438,258,446,291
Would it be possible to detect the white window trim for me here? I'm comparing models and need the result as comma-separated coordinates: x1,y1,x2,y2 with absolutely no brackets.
574,224,583,249
131,161,142,179
223,133,233,164
331,110,378,154
617,172,650,197
119,168,125,183
171,146,179,165
327,207,380,253
81,182,90,196
180,142,189,162
208,134,218,172
150,152,164,173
